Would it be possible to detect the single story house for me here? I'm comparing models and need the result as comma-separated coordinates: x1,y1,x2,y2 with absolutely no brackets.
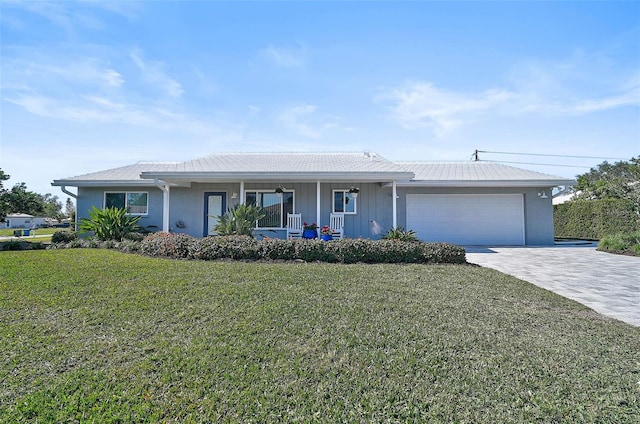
52,152,575,245
4,213,54,229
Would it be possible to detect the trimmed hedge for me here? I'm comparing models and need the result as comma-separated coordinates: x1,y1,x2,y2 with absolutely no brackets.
554,199,640,240
134,233,466,264
0,240,47,251
48,233,467,264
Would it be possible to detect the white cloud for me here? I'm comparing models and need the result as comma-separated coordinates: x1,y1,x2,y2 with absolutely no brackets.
378,81,513,134
278,103,320,138
379,62,639,135
130,50,184,98
260,43,308,68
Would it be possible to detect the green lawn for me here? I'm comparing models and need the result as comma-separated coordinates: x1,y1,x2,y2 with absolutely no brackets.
1,250,638,422
0,228,61,237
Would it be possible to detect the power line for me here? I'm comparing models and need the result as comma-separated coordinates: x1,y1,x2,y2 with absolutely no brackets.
475,150,629,161
482,159,591,169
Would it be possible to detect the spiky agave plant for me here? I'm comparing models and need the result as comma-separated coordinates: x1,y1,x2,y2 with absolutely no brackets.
79,206,142,241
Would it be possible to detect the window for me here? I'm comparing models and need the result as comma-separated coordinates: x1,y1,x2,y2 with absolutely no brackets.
245,190,294,228
333,190,357,214
104,192,148,215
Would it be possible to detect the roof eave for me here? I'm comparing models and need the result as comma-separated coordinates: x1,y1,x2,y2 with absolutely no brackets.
52,180,159,187
140,171,415,182
396,179,576,187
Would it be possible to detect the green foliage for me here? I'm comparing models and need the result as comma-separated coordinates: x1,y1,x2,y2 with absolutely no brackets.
213,204,266,237
65,198,76,222
554,199,640,239
0,168,9,190
51,230,77,244
139,232,195,258
598,230,640,256
79,206,142,241
574,157,640,203
0,240,46,251
382,226,419,242
0,172,63,220
191,235,260,260
136,233,466,264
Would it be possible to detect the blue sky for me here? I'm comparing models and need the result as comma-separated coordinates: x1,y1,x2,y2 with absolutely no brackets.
1,1,639,204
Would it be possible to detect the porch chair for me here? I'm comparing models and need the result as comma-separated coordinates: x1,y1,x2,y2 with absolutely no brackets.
286,213,303,239
329,213,345,240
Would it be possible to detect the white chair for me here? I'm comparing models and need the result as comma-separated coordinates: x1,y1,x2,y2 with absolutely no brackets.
329,213,345,240
286,213,303,239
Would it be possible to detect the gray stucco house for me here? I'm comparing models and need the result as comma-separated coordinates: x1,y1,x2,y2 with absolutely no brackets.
52,152,575,245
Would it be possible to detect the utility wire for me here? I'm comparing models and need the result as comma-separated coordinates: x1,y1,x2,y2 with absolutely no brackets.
481,159,591,169
476,150,629,161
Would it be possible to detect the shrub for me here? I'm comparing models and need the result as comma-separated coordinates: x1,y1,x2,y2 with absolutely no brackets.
51,230,78,244
294,239,333,262
598,230,640,256
382,227,419,242
190,235,260,260
79,206,142,241
0,241,46,251
140,232,195,258
554,199,640,239
259,238,296,260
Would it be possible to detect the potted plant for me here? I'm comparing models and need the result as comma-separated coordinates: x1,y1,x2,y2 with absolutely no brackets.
302,222,318,239
320,225,333,241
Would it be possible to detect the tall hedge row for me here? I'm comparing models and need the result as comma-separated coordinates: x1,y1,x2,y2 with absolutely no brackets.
554,199,640,239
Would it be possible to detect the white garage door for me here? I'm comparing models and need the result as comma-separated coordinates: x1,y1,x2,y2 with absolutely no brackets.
406,194,525,245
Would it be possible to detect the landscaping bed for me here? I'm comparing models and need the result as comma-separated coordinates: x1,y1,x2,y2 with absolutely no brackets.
49,232,467,264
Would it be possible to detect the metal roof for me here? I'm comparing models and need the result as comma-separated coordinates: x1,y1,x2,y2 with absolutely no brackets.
52,153,575,188
398,161,575,187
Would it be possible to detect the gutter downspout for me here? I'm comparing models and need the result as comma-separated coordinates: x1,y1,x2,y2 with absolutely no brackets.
392,180,397,228
60,185,78,199
240,181,245,205
155,179,170,232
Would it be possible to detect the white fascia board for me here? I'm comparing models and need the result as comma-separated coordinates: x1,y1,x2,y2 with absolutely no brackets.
140,171,414,183
52,180,171,188
394,179,577,188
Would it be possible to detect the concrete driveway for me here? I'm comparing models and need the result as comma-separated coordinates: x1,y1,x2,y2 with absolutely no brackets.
466,244,640,327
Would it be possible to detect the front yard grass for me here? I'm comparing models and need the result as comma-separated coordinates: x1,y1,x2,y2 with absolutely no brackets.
1,249,638,422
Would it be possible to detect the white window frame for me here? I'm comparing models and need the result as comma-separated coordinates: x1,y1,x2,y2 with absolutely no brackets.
245,189,295,229
332,189,357,215
104,191,149,216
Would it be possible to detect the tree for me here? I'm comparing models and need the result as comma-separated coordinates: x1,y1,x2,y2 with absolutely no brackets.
0,168,64,220
574,156,640,215
65,198,76,222
0,169,9,190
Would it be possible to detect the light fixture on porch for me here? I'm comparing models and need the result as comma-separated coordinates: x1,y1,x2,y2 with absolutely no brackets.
275,186,285,197
231,192,238,199
538,191,548,199
348,186,360,198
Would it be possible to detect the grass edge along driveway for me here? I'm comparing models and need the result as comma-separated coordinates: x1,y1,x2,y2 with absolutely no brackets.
1,249,639,422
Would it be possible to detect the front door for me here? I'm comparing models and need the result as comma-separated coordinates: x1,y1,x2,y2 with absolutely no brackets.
204,192,226,236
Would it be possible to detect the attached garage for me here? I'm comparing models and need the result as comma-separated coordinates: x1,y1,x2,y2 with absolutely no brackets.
406,193,525,245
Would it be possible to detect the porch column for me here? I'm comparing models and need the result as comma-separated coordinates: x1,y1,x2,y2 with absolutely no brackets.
392,180,397,229
155,179,170,232
240,181,245,205
316,181,321,226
